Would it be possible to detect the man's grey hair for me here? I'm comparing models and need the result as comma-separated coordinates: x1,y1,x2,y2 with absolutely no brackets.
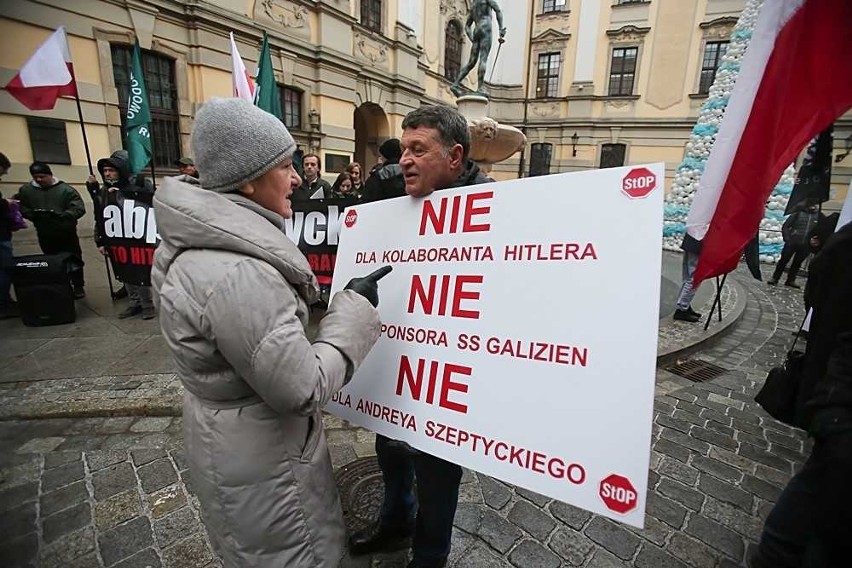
402,104,470,161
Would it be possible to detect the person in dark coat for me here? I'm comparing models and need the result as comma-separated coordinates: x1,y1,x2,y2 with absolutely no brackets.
87,150,156,319
361,138,405,203
0,152,17,318
349,104,493,568
291,153,331,200
752,221,852,567
769,203,821,288
807,212,839,255
13,161,86,298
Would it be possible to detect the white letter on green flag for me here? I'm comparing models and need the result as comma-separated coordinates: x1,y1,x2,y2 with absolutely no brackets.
126,41,153,175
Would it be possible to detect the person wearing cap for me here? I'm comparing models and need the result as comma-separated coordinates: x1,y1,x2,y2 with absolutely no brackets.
292,152,332,200
87,150,157,319
173,156,199,179
13,161,86,298
361,138,405,203
151,97,390,567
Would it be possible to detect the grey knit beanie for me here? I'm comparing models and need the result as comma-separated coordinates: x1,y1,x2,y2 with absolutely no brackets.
191,97,296,192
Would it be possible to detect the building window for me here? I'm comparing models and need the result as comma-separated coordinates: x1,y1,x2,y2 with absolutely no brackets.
444,20,463,82
111,44,180,170
600,143,626,168
27,117,72,165
536,53,561,98
361,0,382,33
542,0,566,13
279,86,302,130
607,47,638,96
698,40,729,95
529,143,553,176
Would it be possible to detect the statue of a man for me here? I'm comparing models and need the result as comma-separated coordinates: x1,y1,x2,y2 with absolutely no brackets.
451,0,506,97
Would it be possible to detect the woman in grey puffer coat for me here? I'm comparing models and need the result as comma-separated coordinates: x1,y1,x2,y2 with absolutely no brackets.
151,98,384,567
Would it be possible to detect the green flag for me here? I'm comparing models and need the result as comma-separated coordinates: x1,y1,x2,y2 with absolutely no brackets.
255,32,282,119
126,41,153,175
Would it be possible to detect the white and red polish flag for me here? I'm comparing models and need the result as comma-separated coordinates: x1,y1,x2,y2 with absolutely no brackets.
5,26,77,111
687,0,852,285
229,32,255,102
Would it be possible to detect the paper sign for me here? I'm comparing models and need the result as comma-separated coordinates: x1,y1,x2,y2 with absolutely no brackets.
328,164,664,527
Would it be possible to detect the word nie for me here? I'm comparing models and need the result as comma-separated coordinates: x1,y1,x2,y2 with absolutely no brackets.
420,191,492,236
408,275,482,319
396,355,472,414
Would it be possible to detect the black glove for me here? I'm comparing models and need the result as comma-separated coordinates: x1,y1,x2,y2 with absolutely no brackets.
344,265,393,308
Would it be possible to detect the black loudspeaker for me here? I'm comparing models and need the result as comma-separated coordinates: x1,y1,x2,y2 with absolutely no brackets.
12,253,77,327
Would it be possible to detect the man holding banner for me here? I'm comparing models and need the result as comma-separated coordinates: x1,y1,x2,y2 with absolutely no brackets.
349,105,492,568
87,150,156,319
88,39,157,319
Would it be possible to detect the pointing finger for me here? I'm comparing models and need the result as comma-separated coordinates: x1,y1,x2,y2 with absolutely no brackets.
365,265,393,282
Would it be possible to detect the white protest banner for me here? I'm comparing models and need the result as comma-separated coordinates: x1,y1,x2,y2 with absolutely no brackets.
328,163,664,528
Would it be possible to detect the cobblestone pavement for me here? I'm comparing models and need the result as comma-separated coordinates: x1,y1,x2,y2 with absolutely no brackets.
0,263,810,567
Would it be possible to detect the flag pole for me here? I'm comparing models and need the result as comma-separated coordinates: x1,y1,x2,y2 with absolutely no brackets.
148,142,158,191
70,69,117,297
70,71,94,176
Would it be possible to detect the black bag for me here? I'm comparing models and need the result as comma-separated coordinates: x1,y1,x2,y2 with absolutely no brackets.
12,253,77,327
755,315,808,426
756,349,806,425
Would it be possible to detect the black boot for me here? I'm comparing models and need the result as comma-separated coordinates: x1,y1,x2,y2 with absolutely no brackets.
686,306,702,319
349,519,414,555
673,308,700,323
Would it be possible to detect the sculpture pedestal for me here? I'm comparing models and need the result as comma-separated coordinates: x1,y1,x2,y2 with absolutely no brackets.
456,95,526,174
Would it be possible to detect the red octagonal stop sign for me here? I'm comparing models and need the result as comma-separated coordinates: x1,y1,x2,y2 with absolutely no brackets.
599,474,638,514
622,167,657,199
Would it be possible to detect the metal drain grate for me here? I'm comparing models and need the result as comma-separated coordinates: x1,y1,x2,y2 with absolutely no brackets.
664,358,729,383
335,457,385,533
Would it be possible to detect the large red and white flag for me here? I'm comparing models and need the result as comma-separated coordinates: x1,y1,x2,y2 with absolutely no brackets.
5,26,77,110
687,0,852,285
229,32,255,102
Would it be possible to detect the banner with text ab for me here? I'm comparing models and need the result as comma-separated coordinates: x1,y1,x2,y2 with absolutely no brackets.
101,198,157,286
328,164,664,528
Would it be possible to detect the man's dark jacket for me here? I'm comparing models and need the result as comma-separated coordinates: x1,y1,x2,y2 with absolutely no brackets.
361,163,405,203
795,222,852,431
782,208,820,247
292,177,332,201
13,179,85,240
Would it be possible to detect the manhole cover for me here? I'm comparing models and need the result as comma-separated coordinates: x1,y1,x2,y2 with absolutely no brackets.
664,358,728,383
335,457,385,533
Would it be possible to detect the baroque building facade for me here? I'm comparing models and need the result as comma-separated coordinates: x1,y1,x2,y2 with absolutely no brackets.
0,0,849,205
